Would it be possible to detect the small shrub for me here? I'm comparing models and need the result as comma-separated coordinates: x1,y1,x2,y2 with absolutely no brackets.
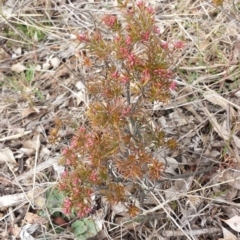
57,0,183,218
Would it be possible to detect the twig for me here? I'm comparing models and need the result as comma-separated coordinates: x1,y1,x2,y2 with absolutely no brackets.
161,227,221,237
160,167,217,181
0,131,32,142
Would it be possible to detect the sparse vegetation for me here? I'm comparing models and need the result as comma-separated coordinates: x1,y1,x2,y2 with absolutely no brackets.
58,0,182,218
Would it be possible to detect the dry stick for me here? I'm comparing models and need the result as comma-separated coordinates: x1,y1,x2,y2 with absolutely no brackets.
0,131,32,142
161,227,221,237
160,166,217,181
186,193,240,208
188,173,240,195
32,134,40,199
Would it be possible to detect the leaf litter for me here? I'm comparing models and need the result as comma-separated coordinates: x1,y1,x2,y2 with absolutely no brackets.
1,0,240,239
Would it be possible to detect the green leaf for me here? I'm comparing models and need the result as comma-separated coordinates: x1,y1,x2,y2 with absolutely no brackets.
46,187,65,210
72,219,99,240
72,220,88,235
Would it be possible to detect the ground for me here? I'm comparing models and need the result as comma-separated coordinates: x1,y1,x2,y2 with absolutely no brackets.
1,0,240,239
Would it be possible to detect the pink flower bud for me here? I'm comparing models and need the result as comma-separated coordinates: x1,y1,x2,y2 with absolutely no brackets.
120,75,129,85
161,42,169,49
77,33,88,42
112,71,120,79
170,81,177,90
125,35,132,45
102,15,117,28
153,26,160,34
141,31,150,41
174,41,184,49
62,148,69,155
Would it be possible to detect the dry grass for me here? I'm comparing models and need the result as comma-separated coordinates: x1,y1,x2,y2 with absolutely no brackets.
1,0,240,239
